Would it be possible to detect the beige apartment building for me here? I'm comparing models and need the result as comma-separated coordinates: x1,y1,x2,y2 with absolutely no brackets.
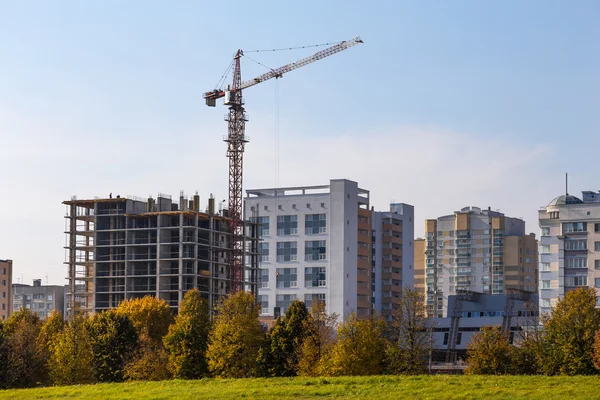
0,259,13,320
416,207,538,318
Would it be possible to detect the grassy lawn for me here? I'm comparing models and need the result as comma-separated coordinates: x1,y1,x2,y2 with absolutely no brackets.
0,375,599,400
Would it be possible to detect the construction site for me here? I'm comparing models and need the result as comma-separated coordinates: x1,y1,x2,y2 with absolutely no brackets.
63,193,259,316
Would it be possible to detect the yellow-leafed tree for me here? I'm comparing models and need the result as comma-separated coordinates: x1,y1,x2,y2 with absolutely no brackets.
207,291,264,378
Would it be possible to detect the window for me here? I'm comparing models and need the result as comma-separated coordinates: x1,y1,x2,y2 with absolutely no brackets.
255,216,270,237
565,257,587,269
565,239,587,251
541,299,551,307
305,267,326,287
258,295,269,315
276,268,297,288
596,242,600,252
443,333,449,345
260,269,269,288
450,231,455,237
563,222,587,233
541,262,551,271
305,240,327,261
542,280,551,289
596,223,600,233
259,242,270,262
276,242,297,262
276,294,297,315
306,214,327,234
595,278,600,288
304,293,326,308
277,215,298,235
540,245,551,254
1,280,5,286
47,295,53,301
541,227,550,236
565,275,588,287
1,304,4,310
596,260,600,270
525,257,531,264
482,239,490,245
1,268,5,274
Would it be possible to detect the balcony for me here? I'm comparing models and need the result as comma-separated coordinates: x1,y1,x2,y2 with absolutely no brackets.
383,272,402,281
382,224,402,234
383,235,402,245
383,248,402,257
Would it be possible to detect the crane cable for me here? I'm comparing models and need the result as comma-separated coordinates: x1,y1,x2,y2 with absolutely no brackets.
244,41,342,53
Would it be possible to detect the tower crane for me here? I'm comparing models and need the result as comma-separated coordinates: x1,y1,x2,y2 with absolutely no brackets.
204,36,363,293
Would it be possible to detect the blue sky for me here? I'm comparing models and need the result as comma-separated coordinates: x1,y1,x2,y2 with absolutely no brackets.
1,1,598,284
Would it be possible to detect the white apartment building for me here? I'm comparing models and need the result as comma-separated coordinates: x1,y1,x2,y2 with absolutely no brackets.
245,179,372,321
539,190,600,314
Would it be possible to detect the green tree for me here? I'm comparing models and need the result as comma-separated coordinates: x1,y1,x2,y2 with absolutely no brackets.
115,296,173,344
2,309,46,387
297,300,337,377
49,314,95,385
263,299,309,377
325,313,387,376
86,310,138,382
541,287,600,375
465,325,513,375
385,288,431,375
163,289,211,379
207,291,265,378
0,321,6,388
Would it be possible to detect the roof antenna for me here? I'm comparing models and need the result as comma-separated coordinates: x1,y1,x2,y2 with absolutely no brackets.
565,172,568,196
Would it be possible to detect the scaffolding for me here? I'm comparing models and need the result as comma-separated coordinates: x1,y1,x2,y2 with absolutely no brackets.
63,194,259,317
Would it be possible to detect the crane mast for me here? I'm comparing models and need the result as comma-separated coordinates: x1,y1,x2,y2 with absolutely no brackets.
206,36,363,294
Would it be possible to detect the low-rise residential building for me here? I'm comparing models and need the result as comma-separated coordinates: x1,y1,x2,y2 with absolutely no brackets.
12,279,65,320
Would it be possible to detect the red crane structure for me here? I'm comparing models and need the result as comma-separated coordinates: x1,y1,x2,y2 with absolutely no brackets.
204,36,363,293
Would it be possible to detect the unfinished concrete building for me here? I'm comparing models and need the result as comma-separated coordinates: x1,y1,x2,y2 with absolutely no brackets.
63,192,259,316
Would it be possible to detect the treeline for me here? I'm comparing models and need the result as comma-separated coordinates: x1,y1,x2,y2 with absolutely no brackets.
466,287,600,375
0,288,431,388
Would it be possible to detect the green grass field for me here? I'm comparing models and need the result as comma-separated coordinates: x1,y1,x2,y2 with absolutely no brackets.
1,375,599,400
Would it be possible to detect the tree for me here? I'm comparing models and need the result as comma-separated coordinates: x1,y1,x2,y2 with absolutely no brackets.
123,340,171,381
541,287,600,375
86,310,138,382
38,311,64,354
49,314,95,385
325,313,387,376
207,291,265,378
385,288,431,375
115,296,173,344
263,299,309,377
2,309,46,387
37,311,65,385
465,325,513,375
297,300,337,377
163,289,211,379
511,301,545,375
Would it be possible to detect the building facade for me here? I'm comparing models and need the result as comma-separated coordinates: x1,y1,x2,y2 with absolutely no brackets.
12,280,65,320
63,192,259,316
418,206,537,318
431,292,538,363
538,190,600,314
245,179,414,322
372,203,415,320
0,259,12,320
